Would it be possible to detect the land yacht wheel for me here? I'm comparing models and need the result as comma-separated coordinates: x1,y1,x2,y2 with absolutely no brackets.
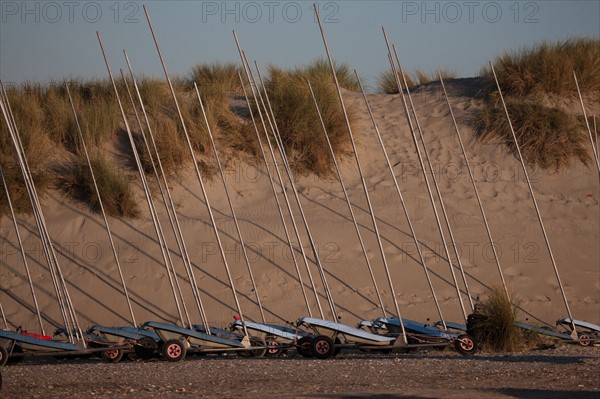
297,336,314,358
0,345,8,366
135,337,158,360
312,335,335,359
162,339,186,362
454,334,478,357
101,348,123,363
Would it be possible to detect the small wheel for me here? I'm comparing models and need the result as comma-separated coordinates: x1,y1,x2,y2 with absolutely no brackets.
454,334,478,357
265,339,283,357
7,344,23,364
162,339,186,362
332,338,341,357
0,345,8,366
312,335,335,359
297,336,314,358
579,334,591,347
101,348,124,363
135,337,158,360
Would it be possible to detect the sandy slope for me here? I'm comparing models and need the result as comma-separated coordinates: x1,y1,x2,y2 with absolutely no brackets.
1,80,598,333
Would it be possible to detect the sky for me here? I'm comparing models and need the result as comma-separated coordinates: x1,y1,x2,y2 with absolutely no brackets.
0,1,599,90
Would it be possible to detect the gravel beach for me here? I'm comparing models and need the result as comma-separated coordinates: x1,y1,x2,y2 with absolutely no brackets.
1,345,598,398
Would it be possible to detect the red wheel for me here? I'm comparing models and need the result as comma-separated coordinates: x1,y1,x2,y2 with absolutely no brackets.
162,339,186,362
101,348,123,363
312,335,335,359
454,334,478,357
265,339,283,357
579,334,591,346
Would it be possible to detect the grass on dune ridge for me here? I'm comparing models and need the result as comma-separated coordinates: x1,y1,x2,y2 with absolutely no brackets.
56,152,140,218
377,67,458,94
476,38,599,170
1,39,598,217
482,38,600,97
476,100,592,170
0,59,356,216
262,59,357,177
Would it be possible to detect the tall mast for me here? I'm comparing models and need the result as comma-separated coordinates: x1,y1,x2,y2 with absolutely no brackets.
0,166,46,333
193,82,266,323
438,75,509,299
381,29,467,321
313,4,403,338
251,60,337,320
232,31,325,318
236,71,313,317
123,51,210,330
96,32,186,327
490,62,576,335
65,84,137,326
307,79,387,317
354,72,446,325
143,5,249,338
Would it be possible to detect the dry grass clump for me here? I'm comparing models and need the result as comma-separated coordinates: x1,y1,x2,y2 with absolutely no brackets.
301,58,360,92
470,285,521,352
57,152,139,218
482,38,600,97
0,87,55,215
133,117,188,176
377,70,416,94
377,67,458,93
188,63,244,149
135,62,249,175
475,100,591,170
263,59,357,176
475,38,598,171
190,63,242,94
415,69,431,85
123,64,252,179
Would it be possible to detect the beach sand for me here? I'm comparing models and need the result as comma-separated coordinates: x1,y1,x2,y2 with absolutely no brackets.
1,79,598,333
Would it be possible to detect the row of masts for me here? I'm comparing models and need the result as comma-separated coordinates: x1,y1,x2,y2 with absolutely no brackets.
1,3,597,337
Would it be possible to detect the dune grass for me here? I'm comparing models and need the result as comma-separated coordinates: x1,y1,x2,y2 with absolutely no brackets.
377,70,416,94
0,86,56,215
476,100,591,170
483,38,600,97
57,152,140,218
471,285,521,352
475,38,598,170
415,69,431,85
377,67,458,93
263,59,357,176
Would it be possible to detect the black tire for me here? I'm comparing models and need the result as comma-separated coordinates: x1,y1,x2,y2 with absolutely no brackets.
162,339,186,362
454,334,478,357
134,337,158,360
579,334,591,347
0,345,8,367
6,344,23,364
297,336,314,358
332,338,341,357
101,348,124,363
312,335,335,359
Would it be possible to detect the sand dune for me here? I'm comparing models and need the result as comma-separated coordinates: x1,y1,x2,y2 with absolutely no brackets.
1,80,598,333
